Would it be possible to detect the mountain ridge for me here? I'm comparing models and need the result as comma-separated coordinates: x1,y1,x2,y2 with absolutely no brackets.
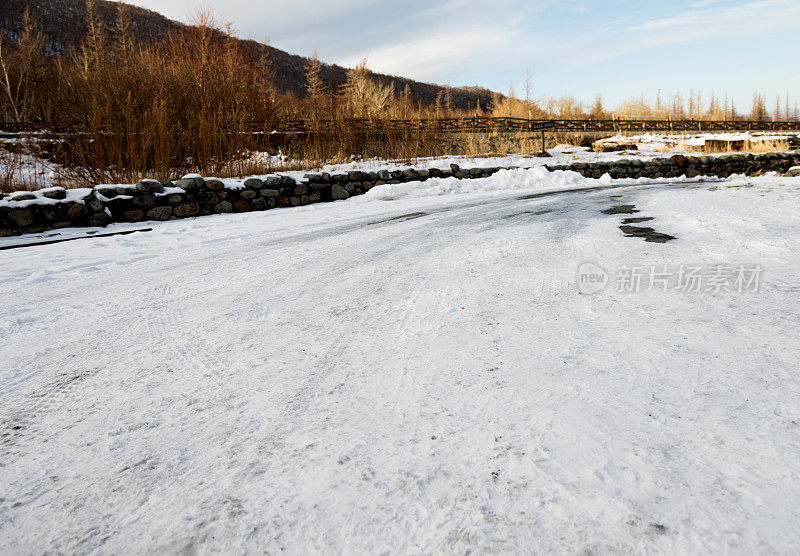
0,0,499,110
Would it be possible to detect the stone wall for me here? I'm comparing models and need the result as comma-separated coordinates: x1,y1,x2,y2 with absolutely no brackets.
2,151,799,237
548,152,800,180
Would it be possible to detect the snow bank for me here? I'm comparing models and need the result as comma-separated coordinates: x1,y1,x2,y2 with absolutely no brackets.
365,167,585,200
364,166,712,201
0,187,93,208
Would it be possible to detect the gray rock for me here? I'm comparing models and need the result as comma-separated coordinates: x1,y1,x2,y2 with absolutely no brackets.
37,205,58,222
67,203,89,220
132,195,157,209
264,176,282,186
240,190,257,200
8,192,36,201
197,191,219,204
785,166,800,177
450,163,460,172
331,184,350,200
137,179,164,193
174,202,200,217
176,176,203,191
95,187,118,198
403,169,418,179
214,201,233,213
377,170,390,180
251,197,267,210
147,206,173,221
469,168,482,175
260,188,280,197
205,179,225,190
41,188,67,200
9,208,33,227
175,178,197,190
88,213,110,227
244,177,264,189
85,196,104,213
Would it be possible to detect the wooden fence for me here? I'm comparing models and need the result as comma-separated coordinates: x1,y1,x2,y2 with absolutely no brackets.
2,118,799,137
271,117,800,134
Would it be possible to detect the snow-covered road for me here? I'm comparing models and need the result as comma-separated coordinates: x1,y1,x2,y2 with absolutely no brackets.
2,175,800,553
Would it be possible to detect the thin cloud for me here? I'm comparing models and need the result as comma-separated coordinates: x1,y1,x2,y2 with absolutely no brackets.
563,0,800,66
340,24,519,81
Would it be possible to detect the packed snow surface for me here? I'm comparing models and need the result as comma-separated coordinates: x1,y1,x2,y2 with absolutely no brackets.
2,168,800,553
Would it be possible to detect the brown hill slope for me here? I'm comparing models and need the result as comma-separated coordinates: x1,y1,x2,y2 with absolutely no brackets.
0,0,499,110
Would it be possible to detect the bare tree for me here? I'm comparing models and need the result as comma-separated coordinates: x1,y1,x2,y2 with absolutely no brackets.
81,0,108,73
341,59,393,118
0,8,47,123
304,50,327,120
524,68,533,104
114,3,134,57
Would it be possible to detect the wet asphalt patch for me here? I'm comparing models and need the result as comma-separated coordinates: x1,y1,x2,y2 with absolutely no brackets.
621,217,655,224
601,205,639,215
619,225,677,243
503,209,553,219
602,204,676,243
368,212,428,225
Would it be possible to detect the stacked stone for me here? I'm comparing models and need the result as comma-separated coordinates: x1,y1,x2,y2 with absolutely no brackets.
0,187,108,237
547,152,800,180
100,176,278,223
97,166,501,224
2,152,800,237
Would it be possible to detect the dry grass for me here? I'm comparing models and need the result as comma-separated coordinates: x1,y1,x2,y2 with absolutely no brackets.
679,139,791,153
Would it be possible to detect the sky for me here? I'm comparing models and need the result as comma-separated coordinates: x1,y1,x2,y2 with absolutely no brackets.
125,0,800,111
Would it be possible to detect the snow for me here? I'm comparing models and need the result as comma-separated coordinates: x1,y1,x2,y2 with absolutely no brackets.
0,187,92,208
364,166,721,201
0,150,64,190
596,131,796,150
307,147,660,175
2,166,800,552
